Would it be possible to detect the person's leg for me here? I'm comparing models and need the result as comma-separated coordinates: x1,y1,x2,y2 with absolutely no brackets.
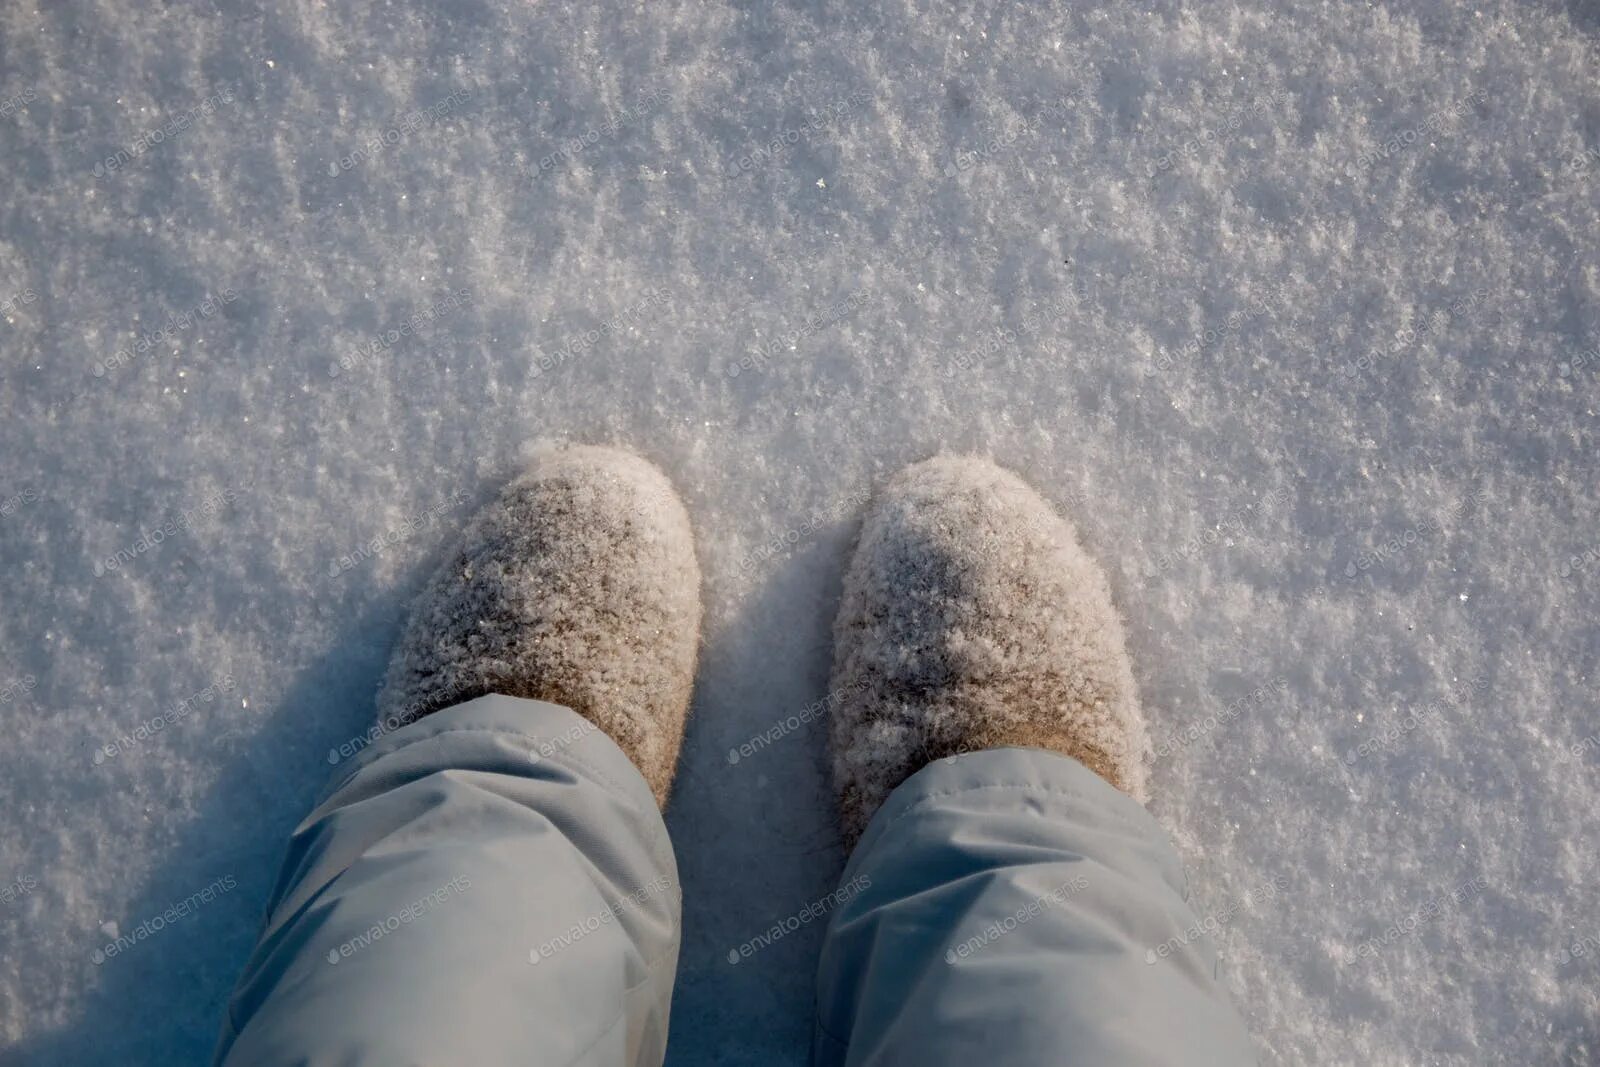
812,747,1255,1066
215,445,703,1067
215,695,680,1067
814,456,1253,1066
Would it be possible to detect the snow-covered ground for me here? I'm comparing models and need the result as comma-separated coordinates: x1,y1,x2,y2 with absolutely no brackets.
2,0,1597,1062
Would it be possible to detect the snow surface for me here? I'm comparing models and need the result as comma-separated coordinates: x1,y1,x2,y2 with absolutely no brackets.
1,0,1598,1063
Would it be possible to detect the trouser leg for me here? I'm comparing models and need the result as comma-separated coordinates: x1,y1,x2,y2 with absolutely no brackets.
214,695,680,1067
812,747,1255,1067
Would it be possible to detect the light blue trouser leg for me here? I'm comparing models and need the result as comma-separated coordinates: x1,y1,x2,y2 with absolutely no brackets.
214,695,680,1067
812,747,1256,1067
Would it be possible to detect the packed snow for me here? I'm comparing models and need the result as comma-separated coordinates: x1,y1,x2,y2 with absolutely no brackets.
1,0,1597,1063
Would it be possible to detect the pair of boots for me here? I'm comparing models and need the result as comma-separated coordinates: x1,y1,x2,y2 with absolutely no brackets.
376,445,1149,840
215,445,1256,1066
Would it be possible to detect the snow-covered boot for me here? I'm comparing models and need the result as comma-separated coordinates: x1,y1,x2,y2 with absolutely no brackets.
376,444,702,807
828,456,1149,842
